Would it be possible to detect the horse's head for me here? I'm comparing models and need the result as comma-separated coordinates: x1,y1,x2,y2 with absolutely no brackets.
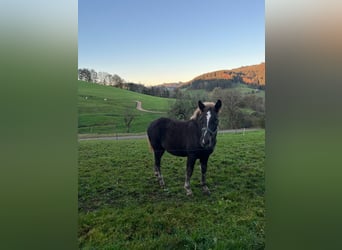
197,100,222,149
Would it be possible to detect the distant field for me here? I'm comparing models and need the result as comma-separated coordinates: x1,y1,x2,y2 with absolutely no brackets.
234,83,265,99
79,130,265,249
78,81,175,134
184,83,265,100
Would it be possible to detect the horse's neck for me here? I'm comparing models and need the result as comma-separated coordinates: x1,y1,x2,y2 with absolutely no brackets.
188,119,201,134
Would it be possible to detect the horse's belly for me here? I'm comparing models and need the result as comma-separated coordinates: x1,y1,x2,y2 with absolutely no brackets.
166,149,187,157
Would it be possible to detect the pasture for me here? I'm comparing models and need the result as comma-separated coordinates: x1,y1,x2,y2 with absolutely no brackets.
78,81,175,134
183,83,265,100
79,130,265,249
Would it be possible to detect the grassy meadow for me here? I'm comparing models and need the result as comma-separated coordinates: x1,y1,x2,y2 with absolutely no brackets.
78,130,265,249
78,81,264,135
183,83,265,100
78,81,175,134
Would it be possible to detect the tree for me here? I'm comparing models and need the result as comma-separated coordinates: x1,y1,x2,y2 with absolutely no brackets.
241,95,265,112
112,74,124,88
168,97,196,120
97,71,109,84
225,91,244,128
104,74,113,85
172,88,183,98
167,92,203,120
210,87,223,100
90,69,98,83
78,68,91,82
211,89,243,129
123,109,135,133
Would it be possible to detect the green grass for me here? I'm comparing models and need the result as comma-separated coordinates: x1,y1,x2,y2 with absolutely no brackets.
79,130,265,249
181,89,208,98
184,83,265,100
78,81,175,134
233,84,265,99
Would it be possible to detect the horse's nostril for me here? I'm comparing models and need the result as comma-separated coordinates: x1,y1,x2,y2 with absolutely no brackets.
201,140,210,147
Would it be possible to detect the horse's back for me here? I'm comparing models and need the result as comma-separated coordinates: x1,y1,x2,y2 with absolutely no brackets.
147,117,170,136
147,117,187,138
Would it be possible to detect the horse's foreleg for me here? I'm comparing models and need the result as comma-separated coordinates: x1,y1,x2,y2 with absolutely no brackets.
154,149,165,187
184,156,196,196
200,157,210,195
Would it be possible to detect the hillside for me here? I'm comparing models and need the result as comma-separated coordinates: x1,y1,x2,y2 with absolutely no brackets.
180,63,265,88
78,81,175,134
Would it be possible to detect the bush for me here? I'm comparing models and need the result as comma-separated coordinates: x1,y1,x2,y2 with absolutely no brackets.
168,98,196,120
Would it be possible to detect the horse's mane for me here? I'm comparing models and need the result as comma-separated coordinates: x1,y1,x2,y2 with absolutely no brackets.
190,102,215,120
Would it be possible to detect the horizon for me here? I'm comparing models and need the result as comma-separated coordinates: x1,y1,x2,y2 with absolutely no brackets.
79,0,265,86
79,61,265,87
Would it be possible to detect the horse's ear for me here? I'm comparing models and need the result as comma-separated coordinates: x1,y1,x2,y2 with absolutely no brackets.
198,100,205,111
215,99,222,112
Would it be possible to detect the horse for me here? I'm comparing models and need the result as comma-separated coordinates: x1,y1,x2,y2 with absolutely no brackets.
147,100,222,195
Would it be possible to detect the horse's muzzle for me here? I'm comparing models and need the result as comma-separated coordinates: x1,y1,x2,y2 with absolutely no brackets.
200,127,217,149
200,136,213,149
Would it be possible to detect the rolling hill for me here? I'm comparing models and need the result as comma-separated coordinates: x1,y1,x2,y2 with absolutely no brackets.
78,81,175,134
179,62,265,88
78,62,265,134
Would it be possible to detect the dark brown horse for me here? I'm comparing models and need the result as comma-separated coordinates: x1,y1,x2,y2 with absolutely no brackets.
147,100,222,195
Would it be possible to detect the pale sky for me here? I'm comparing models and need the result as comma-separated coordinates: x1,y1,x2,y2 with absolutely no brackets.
78,0,264,86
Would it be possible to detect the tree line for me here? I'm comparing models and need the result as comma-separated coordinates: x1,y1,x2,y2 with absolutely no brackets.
186,78,265,91
78,68,172,98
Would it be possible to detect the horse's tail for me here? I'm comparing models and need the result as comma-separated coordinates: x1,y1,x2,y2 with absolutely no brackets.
147,136,154,153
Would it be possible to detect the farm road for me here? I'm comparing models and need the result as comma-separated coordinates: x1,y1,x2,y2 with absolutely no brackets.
79,128,261,141
135,101,164,113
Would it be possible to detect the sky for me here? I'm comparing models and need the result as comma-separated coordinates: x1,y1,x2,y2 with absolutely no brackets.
78,0,264,86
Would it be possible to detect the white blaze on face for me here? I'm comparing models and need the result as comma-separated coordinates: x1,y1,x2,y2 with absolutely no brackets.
206,111,211,128
202,111,211,144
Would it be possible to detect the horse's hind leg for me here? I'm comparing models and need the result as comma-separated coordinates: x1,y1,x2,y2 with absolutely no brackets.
153,149,165,187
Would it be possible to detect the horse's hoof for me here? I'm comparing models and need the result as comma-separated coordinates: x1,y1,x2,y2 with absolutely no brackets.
185,188,193,196
159,179,165,187
202,186,211,195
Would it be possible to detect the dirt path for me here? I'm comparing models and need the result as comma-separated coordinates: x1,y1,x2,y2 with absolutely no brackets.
135,101,164,113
